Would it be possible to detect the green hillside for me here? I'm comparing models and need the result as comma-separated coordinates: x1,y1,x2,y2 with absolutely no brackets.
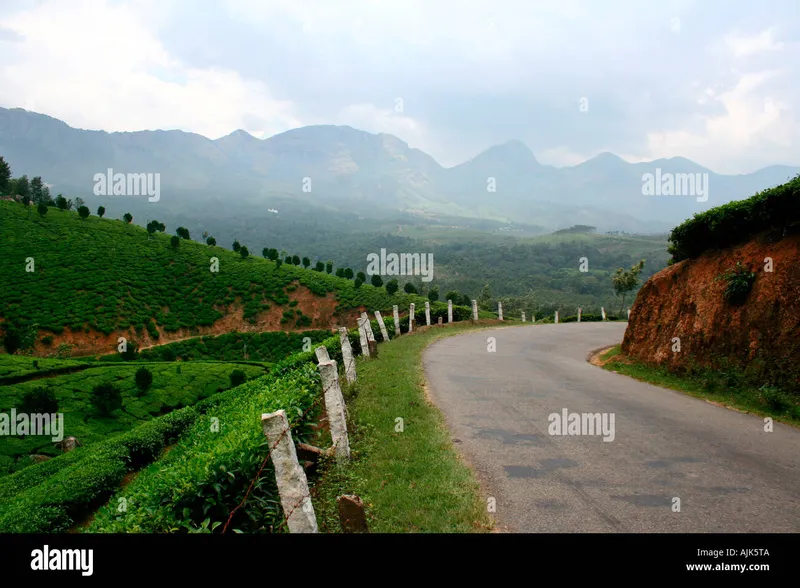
0,200,432,351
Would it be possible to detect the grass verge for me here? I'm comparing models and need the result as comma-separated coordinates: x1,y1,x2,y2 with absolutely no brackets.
597,345,800,427
313,321,507,533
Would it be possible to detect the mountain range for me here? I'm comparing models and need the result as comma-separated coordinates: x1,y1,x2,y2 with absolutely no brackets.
1,106,797,233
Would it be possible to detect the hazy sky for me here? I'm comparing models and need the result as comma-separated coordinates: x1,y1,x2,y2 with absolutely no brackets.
0,0,797,173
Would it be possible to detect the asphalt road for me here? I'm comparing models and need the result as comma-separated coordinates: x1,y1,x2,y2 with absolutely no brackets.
423,323,800,532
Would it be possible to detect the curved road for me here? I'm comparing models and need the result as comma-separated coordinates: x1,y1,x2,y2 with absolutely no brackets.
423,323,800,532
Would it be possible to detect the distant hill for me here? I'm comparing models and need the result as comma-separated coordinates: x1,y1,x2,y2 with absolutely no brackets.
2,107,797,235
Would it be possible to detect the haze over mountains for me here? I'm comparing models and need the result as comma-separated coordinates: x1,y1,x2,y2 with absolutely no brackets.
1,106,797,234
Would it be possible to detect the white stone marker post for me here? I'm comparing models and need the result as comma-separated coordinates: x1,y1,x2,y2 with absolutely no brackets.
357,316,370,358
425,301,431,326
522,312,526,322
338,327,357,384
261,409,318,533
447,299,453,323
601,307,606,321
627,308,631,320
318,360,350,460
577,308,582,323
498,302,503,321
315,346,330,363
472,300,478,322
392,305,401,336
375,311,390,341
408,303,415,332
360,312,376,343
555,310,559,324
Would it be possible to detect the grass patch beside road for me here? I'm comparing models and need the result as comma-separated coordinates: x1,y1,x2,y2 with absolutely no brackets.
598,345,800,427
313,321,504,533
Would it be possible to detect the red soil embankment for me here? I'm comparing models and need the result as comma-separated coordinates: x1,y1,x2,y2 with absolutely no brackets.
621,233,800,387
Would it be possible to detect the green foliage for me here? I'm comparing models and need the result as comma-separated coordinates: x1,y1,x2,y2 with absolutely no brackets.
2,319,38,355
232,240,241,252
668,174,800,262
477,284,492,310
354,278,363,289
240,246,249,259
134,367,153,391
325,261,333,274
229,369,246,387
715,262,756,305
371,274,383,288
18,387,58,414
36,203,47,216
427,285,439,302
404,282,417,294
344,267,353,279
0,156,10,194
170,235,180,248
123,213,133,223
302,257,311,268
91,382,123,416
97,206,105,218
207,236,216,246
385,279,399,295
176,227,191,240
77,205,90,219
612,259,645,313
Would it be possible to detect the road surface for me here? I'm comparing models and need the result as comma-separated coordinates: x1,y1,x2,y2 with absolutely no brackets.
423,323,800,532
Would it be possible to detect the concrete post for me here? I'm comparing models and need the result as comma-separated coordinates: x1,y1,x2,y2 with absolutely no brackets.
261,409,318,533
627,308,631,320
357,316,370,358
601,307,606,321
318,360,350,460
392,305,401,336
314,346,330,363
577,307,582,323
438,316,442,325
425,301,431,326
360,312,376,342
472,300,478,322
409,303,415,332
522,312,526,322
498,302,503,321
338,327,357,384
555,310,559,324
447,299,453,323
375,311,390,341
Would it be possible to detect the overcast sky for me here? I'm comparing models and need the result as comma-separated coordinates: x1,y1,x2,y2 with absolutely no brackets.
0,0,798,173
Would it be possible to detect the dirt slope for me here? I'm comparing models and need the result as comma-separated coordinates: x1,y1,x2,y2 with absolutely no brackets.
622,233,800,389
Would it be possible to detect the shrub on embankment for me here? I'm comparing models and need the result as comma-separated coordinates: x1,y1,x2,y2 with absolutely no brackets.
667,174,800,263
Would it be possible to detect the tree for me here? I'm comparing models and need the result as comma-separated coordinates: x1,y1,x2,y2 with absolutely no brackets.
385,279,399,295
134,367,153,391
232,240,241,252
325,261,333,274
404,282,417,294
335,268,345,278
74,197,85,209
202,231,209,239
230,369,246,387
0,156,11,194
147,221,158,236
30,176,44,204
371,274,383,288
240,246,249,259
267,249,279,261
356,271,366,282
97,206,105,218
302,257,311,269
14,175,30,200
123,213,133,223
170,235,180,248
65,198,74,211
354,278,363,289
207,236,216,246
612,259,646,314
176,227,191,240
314,261,324,272
477,284,492,310
37,203,47,217
344,267,354,279
275,258,283,269
77,205,90,219
445,290,460,303
2,320,37,355
427,285,439,302
19,387,58,414
262,248,269,259
285,256,292,264
55,195,68,210
91,382,123,416
292,255,300,266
